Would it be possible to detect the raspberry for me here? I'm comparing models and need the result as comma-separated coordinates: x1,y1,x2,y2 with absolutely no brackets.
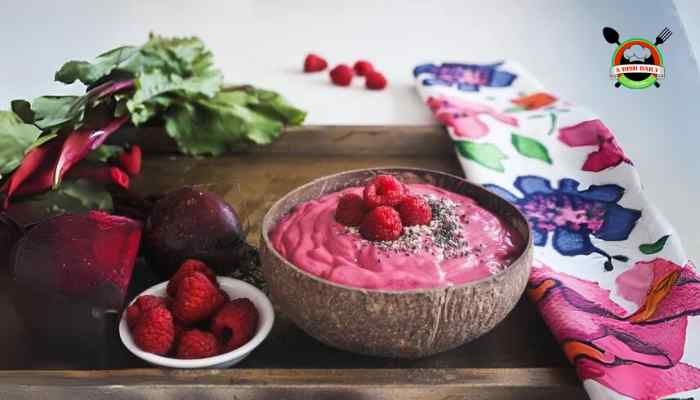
304,53,328,73
335,193,366,226
397,195,432,226
167,259,218,297
353,60,374,76
365,71,387,90
330,64,353,86
172,271,224,324
132,305,175,355
363,175,406,209
176,329,220,359
211,298,259,352
118,145,142,176
359,206,403,241
126,295,168,329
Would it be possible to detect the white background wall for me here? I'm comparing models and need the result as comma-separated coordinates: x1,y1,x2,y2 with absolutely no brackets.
0,0,698,260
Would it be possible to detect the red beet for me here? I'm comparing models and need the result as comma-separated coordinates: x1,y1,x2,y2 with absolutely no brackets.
144,187,255,278
0,213,22,269
11,211,142,307
10,211,142,348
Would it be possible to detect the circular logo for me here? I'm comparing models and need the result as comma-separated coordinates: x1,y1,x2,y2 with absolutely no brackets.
610,38,665,89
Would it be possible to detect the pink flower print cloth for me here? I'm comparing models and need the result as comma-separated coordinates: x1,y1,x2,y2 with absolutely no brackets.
415,61,699,400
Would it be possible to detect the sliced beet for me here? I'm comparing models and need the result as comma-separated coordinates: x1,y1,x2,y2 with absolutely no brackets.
11,211,142,308
144,187,254,278
10,211,142,350
0,213,23,269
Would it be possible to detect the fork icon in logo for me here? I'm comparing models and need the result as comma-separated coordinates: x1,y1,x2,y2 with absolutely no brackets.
654,27,672,46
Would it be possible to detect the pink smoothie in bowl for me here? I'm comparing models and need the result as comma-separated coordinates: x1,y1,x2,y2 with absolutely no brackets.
269,183,524,291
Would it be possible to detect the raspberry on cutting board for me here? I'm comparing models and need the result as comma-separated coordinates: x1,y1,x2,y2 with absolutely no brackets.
353,60,374,76
329,64,354,86
304,53,328,72
365,71,388,90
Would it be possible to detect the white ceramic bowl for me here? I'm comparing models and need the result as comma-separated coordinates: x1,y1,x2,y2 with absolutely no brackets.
119,277,274,369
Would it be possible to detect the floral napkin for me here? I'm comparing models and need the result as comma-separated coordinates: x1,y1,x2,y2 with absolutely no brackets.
414,61,699,400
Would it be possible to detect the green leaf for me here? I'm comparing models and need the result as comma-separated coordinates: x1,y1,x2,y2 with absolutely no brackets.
456,141,507,172
164,103,232,156
8,179,113,220
55,46,140,85
31,95,85,129
639,235,671,255
87,145,124,162
139,35,215,76
244,87,307,126
32,34,307,159
127,68,223,125
201,92,283,144
59,179,114,210
24,133,58,154
0,111,42,178
511,133,552,164
10,100,35,123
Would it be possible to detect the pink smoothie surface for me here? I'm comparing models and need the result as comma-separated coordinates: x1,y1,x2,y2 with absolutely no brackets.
269,183,524,290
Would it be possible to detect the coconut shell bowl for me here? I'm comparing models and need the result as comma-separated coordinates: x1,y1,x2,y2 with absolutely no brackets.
260,168,533,358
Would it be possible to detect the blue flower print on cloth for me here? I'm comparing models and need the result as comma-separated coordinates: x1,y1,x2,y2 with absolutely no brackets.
413,62,517,92
485,176,641,270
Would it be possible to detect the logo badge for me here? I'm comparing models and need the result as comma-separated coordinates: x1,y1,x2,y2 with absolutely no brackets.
603,27,672,89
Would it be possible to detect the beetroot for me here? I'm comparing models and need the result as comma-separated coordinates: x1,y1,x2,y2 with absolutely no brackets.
11,211,142,307
0,213,22,269
144,187,255,278
10,211,142,348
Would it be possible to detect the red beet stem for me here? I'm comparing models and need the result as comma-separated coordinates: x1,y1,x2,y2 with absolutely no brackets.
1,116,130,208
53,116,129,188
118,145,142,176
88,80,135,99
1,139,64,209
65,164,130,189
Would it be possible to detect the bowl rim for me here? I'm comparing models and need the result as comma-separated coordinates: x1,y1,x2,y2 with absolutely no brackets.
119,277,274,368
261,166,533,295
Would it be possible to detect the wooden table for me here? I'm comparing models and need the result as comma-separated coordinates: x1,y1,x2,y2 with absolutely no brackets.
0,126,587,399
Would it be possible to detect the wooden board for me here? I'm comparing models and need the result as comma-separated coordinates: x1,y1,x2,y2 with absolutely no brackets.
0,126,587,399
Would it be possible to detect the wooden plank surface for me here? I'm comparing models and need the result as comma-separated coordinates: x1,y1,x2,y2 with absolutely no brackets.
0,368,586,399
0,126,586,399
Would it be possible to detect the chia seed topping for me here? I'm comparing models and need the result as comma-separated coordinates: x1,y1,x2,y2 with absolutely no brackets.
347,194,469,260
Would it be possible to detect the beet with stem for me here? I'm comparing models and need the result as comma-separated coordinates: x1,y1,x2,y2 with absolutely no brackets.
143,187,258,278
